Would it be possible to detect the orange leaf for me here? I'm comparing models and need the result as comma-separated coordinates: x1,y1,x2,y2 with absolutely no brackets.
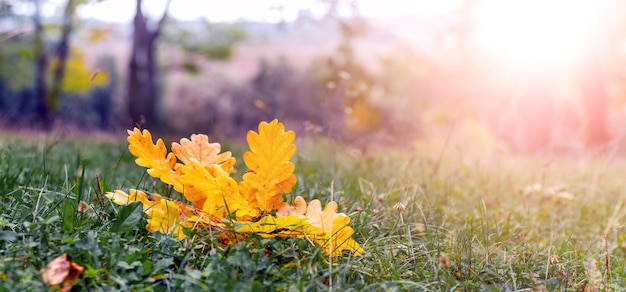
172,134,235,173
276,196,307,217
127,128,182,191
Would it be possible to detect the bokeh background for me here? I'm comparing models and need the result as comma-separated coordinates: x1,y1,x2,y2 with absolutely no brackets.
2,0,626,153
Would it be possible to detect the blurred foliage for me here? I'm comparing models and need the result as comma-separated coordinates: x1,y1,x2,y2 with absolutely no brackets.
0,1,12,16
162,57,322,139
48,46,109,93
163,20,246,62
0,38,35,90
85,26,112,44
58,55,119,129
0,0,116,129
0,35,116,128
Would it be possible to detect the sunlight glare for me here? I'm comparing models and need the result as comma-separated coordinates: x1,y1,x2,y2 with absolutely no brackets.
473,0,603,69
358,0,465,17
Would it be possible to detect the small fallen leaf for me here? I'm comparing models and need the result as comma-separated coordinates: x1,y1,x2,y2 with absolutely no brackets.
77,200,90,213
438,252,452,267
42,254,84,292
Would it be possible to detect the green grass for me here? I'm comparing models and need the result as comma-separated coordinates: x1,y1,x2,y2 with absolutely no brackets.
1,132,625,291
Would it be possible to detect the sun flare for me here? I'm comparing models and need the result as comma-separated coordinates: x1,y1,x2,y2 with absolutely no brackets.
473,0,604,69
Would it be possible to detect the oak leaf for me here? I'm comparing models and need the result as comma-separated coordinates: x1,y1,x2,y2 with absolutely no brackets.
179,160,257,220
106,189,193,239
241,119,297,212
145,198,186,240
42,254,84,292
105,189,155,209
171,134,235,173
127,128,182,191
305,200,364,256
276,196,307,217
234,215,324,238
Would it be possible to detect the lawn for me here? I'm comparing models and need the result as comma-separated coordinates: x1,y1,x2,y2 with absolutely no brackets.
0,128,625,291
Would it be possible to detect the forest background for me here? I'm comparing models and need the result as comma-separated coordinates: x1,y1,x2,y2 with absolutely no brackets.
2,0,626,152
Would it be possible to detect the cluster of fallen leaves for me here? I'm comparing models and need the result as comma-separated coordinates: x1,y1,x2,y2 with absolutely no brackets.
41,120,362,289
106,119,363,257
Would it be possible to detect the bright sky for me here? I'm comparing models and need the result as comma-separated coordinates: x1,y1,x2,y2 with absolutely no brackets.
30,0,617,77
472,0,609,70
77,0,613,69
76,0,465,23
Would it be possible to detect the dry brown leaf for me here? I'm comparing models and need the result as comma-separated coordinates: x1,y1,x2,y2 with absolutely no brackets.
42,254,84,291
77,200,90,213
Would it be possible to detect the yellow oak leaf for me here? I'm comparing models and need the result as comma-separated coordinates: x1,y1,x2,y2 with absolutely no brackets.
179,160,257,220
234,215,324,238
171,134,235,174
319,225,364,257
305,200,350,234
276,196,307,217
127,128,182,191
241,119,297,212
106,189,193,240
145,198,186,240
205,163,257,220
305,199,364,256
178,160,224,210
105,189,157,210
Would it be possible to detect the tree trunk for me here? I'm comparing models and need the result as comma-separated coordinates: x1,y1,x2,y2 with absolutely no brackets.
48,0,76,113
127,0,170,128
33,0,50,128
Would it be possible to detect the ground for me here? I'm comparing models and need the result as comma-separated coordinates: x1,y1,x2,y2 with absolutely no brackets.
0,131,625,290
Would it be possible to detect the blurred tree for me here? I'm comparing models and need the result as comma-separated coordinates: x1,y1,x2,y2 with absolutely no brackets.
251,58,295,119
0,1,11,16
0,0,111,128
47,0,79,119
127,0,171,128
92,55,117,129
32,0,49,127
31,0,94,129
314,0,382,139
